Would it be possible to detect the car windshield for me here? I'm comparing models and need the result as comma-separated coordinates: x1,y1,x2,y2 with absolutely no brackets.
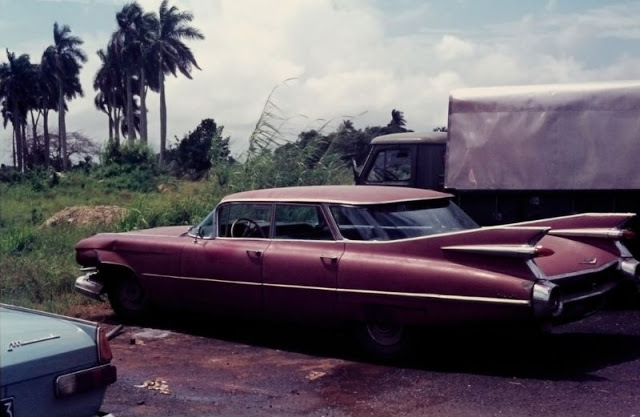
330,199,478,241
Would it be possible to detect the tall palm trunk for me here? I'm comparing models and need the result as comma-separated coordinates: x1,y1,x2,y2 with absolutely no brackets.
58,80,68,170
110,90,120,145
12,101,22,172
126,68,134,143
43,109,50,169
21,122,28,169
114,111,121,144
108,109,114,142
159,68,166,164
140,66,147,143
30,111,39,165
12,130,16,167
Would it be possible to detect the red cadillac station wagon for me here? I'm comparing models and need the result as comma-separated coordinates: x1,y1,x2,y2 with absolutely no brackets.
75,186,639,356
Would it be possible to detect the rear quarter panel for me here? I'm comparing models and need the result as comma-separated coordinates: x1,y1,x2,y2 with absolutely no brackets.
336,229,541,325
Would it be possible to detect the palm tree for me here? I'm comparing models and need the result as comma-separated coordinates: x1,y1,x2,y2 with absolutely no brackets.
111,2,157,144
0,50,32,171
42,23,87,171
94,45,125,143
38,56,59,169
25,63,44,167
150,0,204,163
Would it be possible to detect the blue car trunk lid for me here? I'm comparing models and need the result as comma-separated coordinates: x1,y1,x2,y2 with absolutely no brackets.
0,307,97,386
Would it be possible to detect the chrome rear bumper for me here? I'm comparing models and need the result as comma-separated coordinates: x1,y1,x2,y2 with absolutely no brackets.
618,258,640,280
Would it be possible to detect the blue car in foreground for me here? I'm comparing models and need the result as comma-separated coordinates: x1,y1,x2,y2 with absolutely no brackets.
0,304,116,417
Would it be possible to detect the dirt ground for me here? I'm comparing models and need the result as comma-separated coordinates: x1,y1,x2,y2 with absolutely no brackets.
76,300,640,417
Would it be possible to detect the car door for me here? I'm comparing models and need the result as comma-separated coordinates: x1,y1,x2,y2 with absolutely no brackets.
262,204,345,321
178,202,272,315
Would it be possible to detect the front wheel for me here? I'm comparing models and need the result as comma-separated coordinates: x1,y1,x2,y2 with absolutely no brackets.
356,322,412,361
107,274,151,322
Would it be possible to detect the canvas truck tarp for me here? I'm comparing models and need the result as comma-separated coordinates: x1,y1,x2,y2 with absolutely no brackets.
445,80,640,191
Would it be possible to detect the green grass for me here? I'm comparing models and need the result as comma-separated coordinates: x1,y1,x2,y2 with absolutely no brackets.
0,159,352,315
0,172,222,314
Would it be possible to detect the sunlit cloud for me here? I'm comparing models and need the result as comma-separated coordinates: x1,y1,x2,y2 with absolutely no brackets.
1,0,639,165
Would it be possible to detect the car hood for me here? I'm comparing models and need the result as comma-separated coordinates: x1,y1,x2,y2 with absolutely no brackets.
121,225,190,238
0,306,97,386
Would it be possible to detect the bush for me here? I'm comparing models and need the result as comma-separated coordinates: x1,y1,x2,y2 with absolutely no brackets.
166,118,233,180
0,165,22,184
96,141,162,192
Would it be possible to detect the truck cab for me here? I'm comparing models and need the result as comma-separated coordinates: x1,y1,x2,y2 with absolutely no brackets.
355,132,447,190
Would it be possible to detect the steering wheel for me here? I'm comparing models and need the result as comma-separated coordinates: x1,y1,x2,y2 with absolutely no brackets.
230,218,266,238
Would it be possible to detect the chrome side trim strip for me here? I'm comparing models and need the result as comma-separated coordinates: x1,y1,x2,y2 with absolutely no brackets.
336,288,530,305
142,273,262,286
141,273,529,305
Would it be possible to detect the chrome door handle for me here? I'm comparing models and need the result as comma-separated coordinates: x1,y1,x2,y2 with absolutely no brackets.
247,250,262,258
320,256,338,264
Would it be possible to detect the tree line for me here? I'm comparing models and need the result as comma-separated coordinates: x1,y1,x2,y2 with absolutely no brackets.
0,0,203,172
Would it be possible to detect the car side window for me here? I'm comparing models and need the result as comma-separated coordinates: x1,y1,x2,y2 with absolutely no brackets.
218,203,272,238
366,149,411,184
274,204,333,240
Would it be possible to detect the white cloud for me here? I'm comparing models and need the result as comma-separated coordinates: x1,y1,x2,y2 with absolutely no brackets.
436,35,474,61
2,0,640,165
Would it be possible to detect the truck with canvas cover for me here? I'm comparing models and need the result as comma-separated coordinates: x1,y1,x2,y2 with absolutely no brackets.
354,81,640,253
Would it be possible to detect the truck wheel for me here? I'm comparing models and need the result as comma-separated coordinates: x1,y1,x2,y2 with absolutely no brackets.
357,322,411,361
107,274,151,322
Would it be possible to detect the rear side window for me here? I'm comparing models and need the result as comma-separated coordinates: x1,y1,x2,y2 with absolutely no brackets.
330,200,478,241
274,204,333,240
366,149,411,184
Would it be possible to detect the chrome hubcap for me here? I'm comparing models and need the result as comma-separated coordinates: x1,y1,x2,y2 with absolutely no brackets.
366,323,404,346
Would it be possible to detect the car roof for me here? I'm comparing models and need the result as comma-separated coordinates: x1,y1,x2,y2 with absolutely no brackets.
221,185,451,205
370,131,448,145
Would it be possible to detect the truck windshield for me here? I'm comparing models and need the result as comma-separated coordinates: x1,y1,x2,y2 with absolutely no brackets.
330,199,478,241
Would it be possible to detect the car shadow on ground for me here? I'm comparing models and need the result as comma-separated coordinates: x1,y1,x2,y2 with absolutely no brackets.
105,306,640,383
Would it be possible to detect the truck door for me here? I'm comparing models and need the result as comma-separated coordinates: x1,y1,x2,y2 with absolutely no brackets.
416,143,446,190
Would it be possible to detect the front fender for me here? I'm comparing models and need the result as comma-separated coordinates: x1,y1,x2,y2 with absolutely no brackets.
94,250,136,273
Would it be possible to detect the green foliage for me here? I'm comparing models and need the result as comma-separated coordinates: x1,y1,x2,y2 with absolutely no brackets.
0,226,36,254
95,141,162,192
118,195,214,231
166,118,232,180
0,165,22,184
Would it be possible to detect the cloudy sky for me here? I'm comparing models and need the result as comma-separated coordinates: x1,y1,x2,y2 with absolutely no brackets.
1,0,639,164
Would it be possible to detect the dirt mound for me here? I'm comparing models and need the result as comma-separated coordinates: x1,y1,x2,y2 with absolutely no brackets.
43,205,129,227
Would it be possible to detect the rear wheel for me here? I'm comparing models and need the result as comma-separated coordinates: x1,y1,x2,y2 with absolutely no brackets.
107,273,151,322
357,322,411,361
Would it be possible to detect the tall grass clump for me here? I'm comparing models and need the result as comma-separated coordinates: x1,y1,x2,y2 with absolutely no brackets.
224,83,354,191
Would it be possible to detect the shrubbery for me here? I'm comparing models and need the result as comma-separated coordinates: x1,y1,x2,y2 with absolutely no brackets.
95,140,162,192
165,118,234,180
